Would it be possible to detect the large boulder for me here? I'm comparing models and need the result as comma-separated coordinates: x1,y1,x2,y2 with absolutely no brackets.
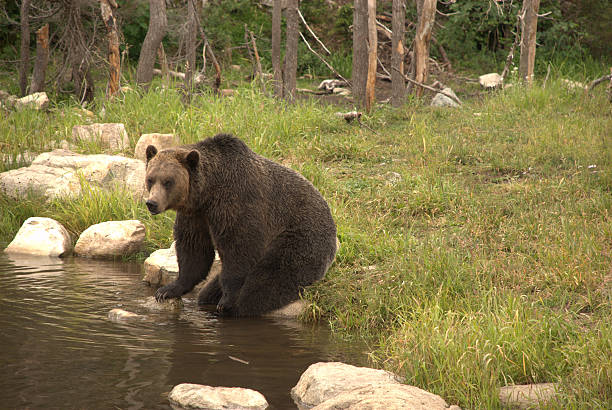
5,217,72,257
312,384,458,410
169,383,269,410
0,149,146,200
292,362,459,410
72,123,130,151
291,362,403,409
479,73,503,89
142,242,179,286
134,133,180,161
74,220,145,258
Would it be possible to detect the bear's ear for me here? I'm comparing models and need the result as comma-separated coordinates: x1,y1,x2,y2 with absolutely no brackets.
146,145,158,163
181,150,200,171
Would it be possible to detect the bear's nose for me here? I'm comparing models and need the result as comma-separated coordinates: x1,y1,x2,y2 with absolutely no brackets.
146,200,159,215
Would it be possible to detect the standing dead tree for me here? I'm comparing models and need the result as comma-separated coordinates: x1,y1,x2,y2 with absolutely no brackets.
391,0,405,107
271,0,283,98
365,0,377,112
519,0,540,84
352,0,368,108
19,0,31,96
245,26,265,93
413,0,437,97
99,0,120,97
137,0,167,87
30,24,49,93
283,0,299,102
184,0,198,92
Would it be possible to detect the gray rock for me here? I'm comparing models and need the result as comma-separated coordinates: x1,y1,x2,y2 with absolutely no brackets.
291,362,403,409
72,123,130,151
134,133,180,162
479,73,503,89
169,383,268,410
74,220,145,258
312,383,456,410
0,149,146,200
15,92,49,110
5,217,72,257
265,299,309,319
499,383,558,409
431,88,460,108
108,308,141,322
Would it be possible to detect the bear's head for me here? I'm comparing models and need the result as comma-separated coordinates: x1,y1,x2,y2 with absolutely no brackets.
144,145,199,214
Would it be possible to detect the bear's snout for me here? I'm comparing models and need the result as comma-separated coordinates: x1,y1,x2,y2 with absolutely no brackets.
146,199,160,215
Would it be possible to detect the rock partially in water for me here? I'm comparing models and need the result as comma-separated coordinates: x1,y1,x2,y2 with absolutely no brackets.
499,383,558,409
141,296,184,311
5,217,71,257
74,220,145,258
265,299,309,319
312,383,458,410
134,133,180,161
291,362,403,409
0,149,146,200
169,383,269,410
108,308,141,322
143,242,179,286
72,123,130,151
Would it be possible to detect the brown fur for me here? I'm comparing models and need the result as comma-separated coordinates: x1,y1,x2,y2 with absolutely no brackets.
145,134,337,316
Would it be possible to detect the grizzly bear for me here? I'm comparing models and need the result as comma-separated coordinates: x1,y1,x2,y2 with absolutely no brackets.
145,134,337,316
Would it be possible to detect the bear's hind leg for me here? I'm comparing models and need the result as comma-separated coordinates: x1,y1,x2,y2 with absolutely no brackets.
233,232,336,316
197,272,222,305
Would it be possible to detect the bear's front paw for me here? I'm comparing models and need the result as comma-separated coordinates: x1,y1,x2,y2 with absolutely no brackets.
216,294,237,316
155,283,185,302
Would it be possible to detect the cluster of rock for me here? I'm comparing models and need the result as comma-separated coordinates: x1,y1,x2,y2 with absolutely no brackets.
167,362,461,410
166,362,559,409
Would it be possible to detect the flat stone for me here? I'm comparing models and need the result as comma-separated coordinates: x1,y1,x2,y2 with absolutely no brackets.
291,362,403,409
169,383,268,410
499,383,558,409
265,299,309,319
74,220,145,258
479,73,502,89
134,133,180,162
312,383,456,410
5,217,72,257
431,88,460,108
108,308,141,322
72,123,130,151
0,149,146,200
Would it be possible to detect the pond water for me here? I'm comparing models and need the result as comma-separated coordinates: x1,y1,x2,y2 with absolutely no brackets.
0,253,368,409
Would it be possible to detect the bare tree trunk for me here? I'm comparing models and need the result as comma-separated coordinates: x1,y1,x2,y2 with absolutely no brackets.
100,0,120,97
137,0,167,87
283,0,299,102
157,42,170,87
67,0,94,103
608,67,612,103
185,0,197,91
365,0,377,112
519,0,540,84
391,0,405,107
352,0,368,107
272,0,283,98
30,24,49,93
19,0,31,96
413,0,436,97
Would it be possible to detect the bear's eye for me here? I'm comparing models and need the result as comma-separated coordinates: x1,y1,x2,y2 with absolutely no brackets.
146,177,154,189
163,179,174,188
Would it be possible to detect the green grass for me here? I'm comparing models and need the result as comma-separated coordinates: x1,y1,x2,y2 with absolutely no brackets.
1,76,611,408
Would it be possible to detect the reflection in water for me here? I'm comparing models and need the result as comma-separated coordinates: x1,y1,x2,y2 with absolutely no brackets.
0,253,367,409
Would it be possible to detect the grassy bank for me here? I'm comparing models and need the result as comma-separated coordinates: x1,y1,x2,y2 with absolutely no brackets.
1,78,610,408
